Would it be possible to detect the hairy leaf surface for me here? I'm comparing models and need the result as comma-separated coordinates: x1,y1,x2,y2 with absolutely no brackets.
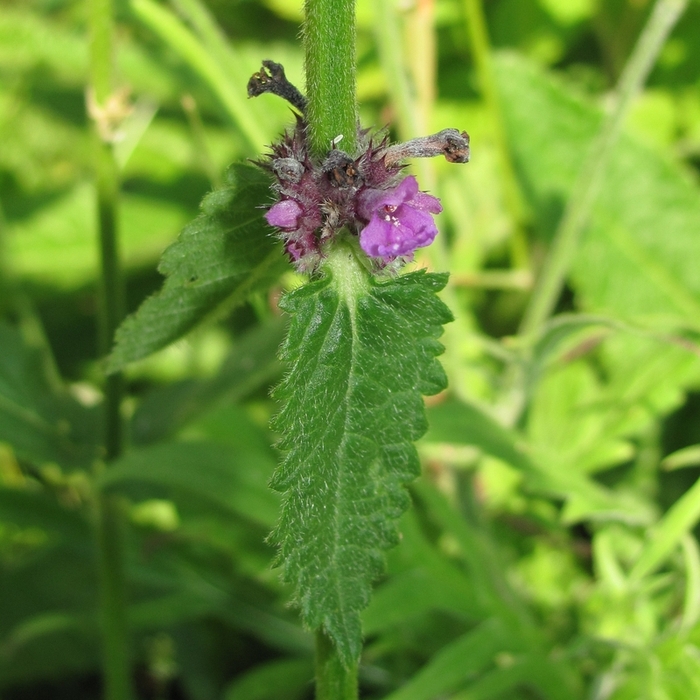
108,164,287,370
270,253,451,665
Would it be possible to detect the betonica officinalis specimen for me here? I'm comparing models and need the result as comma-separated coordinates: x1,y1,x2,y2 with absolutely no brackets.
246,59,471,672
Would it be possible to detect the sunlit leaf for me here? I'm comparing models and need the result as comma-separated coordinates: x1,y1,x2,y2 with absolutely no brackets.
108,164,288,370
131,319,284,444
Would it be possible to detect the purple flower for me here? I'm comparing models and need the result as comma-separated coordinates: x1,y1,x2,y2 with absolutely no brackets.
265,198,303,231
357,176,442,260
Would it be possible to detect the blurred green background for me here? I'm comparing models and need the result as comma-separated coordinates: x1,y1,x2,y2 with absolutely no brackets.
2,0,700,698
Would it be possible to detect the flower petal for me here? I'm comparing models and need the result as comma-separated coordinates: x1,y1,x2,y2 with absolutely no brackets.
356,175,419,220
359,204,439,260
359,215,394,257
265,199,302,230
411,190,442,214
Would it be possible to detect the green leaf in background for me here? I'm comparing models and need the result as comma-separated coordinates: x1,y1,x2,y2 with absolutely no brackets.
495,51,700,524
130,318,285,445
6,185,190,288
0,324,99,470
108,163,288,370
381,619,511,700
447,654,581,700
425,397,535,474
0,487,91,544
424,397,651,524
496,52,700,327
362,507,489,637
270,246,452,666
606,632,700,700
631,475,700,581
222,657,313,700
0,544,99,687
98,440,279,528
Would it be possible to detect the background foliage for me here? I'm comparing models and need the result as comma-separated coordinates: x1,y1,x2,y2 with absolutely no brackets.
2,0,700,698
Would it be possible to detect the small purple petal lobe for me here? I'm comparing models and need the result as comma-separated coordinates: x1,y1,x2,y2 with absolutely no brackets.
357,175,441,260
411,190,442,214
265,199,302,230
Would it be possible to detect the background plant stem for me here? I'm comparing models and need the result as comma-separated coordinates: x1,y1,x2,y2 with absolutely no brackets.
0,200,9,317
372,0,444,267
314,631,359,700
88,0,131,698
303,0,357,158
463,0,530,270
130,0,266,152
374,0,420,142
519,0,688,337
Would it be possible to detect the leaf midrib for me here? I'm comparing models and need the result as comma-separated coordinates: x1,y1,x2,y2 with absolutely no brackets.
329,281,359,639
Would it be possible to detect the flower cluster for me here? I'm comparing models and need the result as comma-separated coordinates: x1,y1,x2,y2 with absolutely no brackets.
248,61,469,273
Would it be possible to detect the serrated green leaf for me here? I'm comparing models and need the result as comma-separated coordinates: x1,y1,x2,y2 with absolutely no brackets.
270,246,451,666
108,163,288,370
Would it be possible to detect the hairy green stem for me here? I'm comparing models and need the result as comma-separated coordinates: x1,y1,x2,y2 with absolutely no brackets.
315,631,359,700
89,0,131,698
463,0,529,268
304,0,360,692
303,0,357,157
520,0,688,336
